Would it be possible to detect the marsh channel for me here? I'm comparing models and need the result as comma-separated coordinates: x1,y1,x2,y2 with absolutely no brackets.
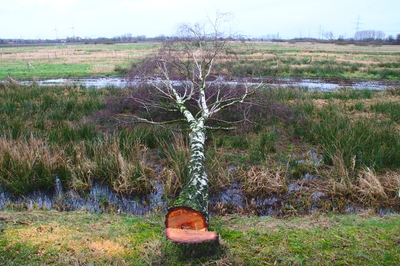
19,76,399,91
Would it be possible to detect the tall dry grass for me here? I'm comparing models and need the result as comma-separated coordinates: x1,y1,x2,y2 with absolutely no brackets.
0,135,65,195
239,165,287,197
0,133,154,196
159,133,190,199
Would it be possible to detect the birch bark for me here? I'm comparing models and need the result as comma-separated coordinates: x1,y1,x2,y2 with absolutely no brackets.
172,118,210,223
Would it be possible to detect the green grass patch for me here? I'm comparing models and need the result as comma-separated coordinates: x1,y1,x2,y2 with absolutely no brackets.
0,211,399,265
0,43,159,79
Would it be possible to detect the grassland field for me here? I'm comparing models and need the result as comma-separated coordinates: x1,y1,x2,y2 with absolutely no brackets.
0,41,399,265
1,41,400,80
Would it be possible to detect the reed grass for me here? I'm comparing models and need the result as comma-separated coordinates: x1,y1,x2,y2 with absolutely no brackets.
158,133,190,199
249,126,280,162
294,100,400,175
239,165,287,197
370,101,400,122
0,84,161,196
0,136,60,195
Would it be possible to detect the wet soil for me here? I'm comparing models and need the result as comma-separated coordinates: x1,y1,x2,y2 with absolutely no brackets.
1,177,397,217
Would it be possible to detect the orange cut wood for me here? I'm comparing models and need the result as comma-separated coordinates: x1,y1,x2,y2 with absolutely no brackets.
165,206,219,244
165,206,207,231
165,228,219,244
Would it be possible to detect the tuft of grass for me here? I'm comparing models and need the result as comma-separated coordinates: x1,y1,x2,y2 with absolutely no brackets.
206,143,233,193
239,165,287,197
89,134,154,195
314,88,375,101
0,136,63,195
249,126,280,162
370,101,400,122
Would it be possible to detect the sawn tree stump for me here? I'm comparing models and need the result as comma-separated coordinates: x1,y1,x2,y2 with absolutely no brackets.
165,206,219,246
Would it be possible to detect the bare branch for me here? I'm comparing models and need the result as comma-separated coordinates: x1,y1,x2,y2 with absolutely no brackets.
125,12,256,128
118,114,186,126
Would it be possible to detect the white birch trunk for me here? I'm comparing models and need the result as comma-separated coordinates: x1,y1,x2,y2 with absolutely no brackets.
173,118,210,223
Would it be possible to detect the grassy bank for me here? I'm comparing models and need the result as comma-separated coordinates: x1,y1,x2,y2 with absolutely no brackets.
1,42,400,80
0,210,399,265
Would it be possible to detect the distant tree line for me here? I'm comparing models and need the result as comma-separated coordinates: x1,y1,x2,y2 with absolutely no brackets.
1,31,400,46
354,30,386,41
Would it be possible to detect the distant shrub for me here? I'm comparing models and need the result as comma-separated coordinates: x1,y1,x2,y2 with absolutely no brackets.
114,65,128,75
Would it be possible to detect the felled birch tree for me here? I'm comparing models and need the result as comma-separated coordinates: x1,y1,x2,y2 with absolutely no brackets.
129,13,253,223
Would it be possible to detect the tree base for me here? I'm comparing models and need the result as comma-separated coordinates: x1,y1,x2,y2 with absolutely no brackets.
165,206,220,254
166,228,218,244
173,238,221,258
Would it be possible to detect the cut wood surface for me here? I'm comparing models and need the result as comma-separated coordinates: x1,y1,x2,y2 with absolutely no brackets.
165,206,219,244
165,228,219,244
165,206,207,231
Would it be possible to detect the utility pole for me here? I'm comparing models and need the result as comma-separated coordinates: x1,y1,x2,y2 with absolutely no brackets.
354,15,362,38
318,25,323,40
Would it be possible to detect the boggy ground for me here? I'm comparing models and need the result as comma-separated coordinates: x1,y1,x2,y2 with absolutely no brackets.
0,82,398,217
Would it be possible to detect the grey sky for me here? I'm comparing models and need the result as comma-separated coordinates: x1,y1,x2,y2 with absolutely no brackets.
0,0,399,40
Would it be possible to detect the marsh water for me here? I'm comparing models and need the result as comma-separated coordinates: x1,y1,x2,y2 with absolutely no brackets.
19,76,399,91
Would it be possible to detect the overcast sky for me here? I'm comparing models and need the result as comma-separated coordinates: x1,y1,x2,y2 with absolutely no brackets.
1,0,399,40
